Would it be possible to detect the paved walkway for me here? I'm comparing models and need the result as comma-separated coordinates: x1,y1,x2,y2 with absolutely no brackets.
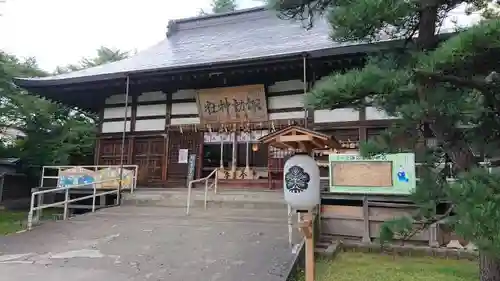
0,206,298,281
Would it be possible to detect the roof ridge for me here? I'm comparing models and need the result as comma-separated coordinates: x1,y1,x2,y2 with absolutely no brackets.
166,6,267,37
176,6,266,24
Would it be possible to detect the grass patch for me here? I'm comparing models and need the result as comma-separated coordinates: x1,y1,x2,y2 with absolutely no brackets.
0,209,62,235
0,210,26,235
293,252,478,281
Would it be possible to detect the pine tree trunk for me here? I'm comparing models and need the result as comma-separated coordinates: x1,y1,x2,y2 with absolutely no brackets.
480,252,500,281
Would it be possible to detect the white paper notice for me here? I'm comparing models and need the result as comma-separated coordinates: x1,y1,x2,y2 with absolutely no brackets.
178,149,188,163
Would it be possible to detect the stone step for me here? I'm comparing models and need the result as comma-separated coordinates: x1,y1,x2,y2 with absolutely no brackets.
122,197,287,210
122,189,286,210
315,240,342,257
97,206,291,222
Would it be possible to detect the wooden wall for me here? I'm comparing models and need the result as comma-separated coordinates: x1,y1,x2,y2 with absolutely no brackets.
321,199,435,245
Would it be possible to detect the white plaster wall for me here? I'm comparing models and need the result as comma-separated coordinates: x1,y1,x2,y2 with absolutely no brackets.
267,80,306,121
101,121,131,133
135,119,165,131
268,94,304,109
314,108,360,123
269,111,305,120
170,117,200,125
103,107,132,119
366,106,397,120
172,89,196,100
268,80,304,93
105,94,126,104
136,104,166,117
171,102,198,115
138,91,166,102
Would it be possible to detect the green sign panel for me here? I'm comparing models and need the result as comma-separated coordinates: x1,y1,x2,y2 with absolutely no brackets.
328,153,416,195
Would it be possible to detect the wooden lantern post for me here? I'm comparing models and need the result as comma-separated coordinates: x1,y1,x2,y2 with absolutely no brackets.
258,125,342,281
299,212,315,281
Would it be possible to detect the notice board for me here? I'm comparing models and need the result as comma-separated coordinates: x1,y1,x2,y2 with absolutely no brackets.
329,153,416,195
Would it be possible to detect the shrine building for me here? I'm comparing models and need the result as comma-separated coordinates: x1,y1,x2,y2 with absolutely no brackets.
14,7,400,189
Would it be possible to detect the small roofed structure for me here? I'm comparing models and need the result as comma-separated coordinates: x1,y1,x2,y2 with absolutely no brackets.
258,125,342,153
0,158,31,208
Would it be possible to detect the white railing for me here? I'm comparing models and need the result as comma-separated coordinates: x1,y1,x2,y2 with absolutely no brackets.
186,169,218,215
40,165,139,194
27,178,125,230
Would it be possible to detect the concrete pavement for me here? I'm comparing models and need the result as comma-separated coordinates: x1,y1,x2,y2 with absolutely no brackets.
0,206,299,281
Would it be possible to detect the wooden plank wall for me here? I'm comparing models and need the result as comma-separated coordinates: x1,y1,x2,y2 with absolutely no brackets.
320,200,440,245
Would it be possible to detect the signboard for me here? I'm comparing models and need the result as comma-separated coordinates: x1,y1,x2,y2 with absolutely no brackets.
196,85,268,125
98,168,134,190
178,149,188,164
329,153,416,195
186,154,197,184
58,167,96,188
57,167,134,190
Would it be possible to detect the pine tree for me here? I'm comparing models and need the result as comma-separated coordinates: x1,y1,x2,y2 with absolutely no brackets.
211,0,237,14
269,0,500,280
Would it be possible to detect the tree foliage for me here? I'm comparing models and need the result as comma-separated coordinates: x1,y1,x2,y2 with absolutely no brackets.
270,0,500,279
0,51,97,177
212,0,237,13
54,46,129,74
199,0,238,15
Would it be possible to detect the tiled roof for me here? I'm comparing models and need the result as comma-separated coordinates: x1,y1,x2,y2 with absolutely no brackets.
14,7,372,86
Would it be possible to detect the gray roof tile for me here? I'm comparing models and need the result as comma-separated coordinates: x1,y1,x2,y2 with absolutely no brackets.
15,7,361,85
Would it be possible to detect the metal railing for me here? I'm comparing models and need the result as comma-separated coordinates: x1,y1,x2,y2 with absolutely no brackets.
186,168,218,215
27,178,124,230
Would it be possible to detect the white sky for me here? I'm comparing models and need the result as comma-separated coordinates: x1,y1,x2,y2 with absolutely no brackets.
0,0,261,71
0,1,480,73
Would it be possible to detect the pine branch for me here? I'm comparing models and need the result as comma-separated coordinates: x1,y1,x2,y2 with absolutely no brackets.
415,70,499,91
402,204,454,241
416,70,500,124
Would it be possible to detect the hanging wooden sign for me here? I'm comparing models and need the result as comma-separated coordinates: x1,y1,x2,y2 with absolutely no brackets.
196,85,268,125
186,154,197,184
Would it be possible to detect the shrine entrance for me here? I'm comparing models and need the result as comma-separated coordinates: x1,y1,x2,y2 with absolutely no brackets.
196,84,271,189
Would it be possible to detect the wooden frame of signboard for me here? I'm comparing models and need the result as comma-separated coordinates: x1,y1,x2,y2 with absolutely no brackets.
195,84,268,126
258,125,342,281
328,153,416,195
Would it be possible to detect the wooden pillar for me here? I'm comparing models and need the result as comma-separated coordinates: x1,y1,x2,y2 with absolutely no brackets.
127,136,135,165
164,91,172,185
429,222,440,247
97,96,105,135
94,138,101,165
231,131,237,177
197,131,203,179
299,212,315,281
130,94,138,132
267,142,272,190
220,134,224,168
362,196,371,243
245,138,250,174
359,107,367,143
162,134,169,184
95,96,105,165
305,70,315,129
